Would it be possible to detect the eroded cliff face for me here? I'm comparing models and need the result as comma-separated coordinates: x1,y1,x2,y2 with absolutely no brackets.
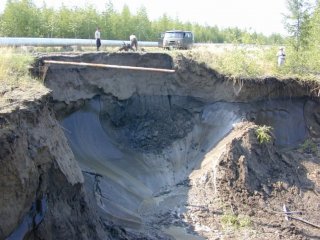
0,83,109,240
34,52,318,103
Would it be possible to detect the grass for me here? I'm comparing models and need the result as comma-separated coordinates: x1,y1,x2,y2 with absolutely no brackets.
186,45,275,78
0,47,36,85
0,47,46,107
221,212,252,229
300,139,318,155
188,45,320,80
255,125,273,144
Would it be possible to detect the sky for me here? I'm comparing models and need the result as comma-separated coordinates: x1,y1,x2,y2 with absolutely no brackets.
0,0,290,36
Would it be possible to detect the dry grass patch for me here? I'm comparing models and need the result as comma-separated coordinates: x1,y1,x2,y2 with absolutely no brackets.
188,45,320,81
0,47,47,108
0,47,35,84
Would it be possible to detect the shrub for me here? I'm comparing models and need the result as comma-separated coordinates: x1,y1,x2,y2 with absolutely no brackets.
221,213,252,229
300,139,318,154
255,125,273,144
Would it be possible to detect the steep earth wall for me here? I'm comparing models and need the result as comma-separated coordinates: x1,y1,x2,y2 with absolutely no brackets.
34,52,318,103
0,84,113,240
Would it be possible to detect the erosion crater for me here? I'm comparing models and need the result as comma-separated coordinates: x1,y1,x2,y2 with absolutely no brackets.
2,52,320,240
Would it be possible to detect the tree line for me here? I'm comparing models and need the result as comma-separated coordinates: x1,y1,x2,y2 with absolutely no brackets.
0,0,285,44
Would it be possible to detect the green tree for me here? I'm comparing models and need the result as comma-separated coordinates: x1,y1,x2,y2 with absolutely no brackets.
304,1,320,72
284,0,312,52
133,6,151,40
241,30,254,44
80,6,101,39
222,27,242,43
39,5,56,38
157,14,174,33
1,0,40,37
282,0,317,74
119,5,132,39
102,0,116,40
267,33,285,45
55,5,72,37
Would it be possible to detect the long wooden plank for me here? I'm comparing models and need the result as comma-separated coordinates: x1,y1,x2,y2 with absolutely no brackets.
43,60,175,73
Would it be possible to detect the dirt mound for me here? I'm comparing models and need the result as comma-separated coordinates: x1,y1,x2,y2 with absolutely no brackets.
186,122,320,239
216,122,304,194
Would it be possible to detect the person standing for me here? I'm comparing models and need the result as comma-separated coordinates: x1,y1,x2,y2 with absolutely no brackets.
277,47,286,66
130,34,138,51
95,27,101,51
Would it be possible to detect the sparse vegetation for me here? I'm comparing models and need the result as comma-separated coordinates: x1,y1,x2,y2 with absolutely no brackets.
189,45,320,80
255,125,273,144
221,213,252,229
0,48,45,106
300,138,318,154
0,48,35,85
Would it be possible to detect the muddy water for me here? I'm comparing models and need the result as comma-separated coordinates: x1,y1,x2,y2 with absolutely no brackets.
60,95,308,238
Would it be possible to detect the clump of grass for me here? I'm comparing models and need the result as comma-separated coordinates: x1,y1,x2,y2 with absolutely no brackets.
0,47,36,86
0,47,47,107
300,139,318,154
221,213,252,229
255,125,273,144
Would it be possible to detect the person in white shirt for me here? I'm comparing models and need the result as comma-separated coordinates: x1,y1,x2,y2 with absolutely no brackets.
130,34,138,51
95,28,101,51
277,47,286,66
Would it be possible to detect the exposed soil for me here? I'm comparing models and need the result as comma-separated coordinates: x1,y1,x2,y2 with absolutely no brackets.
1,51,320,240
187,122,320,239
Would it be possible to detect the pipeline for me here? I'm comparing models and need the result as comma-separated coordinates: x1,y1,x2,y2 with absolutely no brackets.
0,38,271,50
0,37,158,47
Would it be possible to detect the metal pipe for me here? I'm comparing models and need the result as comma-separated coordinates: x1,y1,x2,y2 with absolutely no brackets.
0,38,266,49
0,37,158,47
43,60,175,73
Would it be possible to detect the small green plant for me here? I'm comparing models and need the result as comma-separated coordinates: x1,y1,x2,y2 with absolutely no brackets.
300,139,318,154
221,213,252,229
255,125,273,144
